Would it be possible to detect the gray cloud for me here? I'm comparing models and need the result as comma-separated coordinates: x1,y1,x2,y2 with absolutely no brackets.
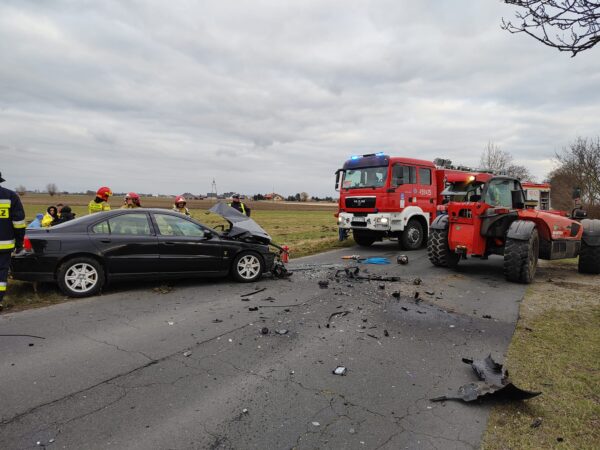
1,0,598,196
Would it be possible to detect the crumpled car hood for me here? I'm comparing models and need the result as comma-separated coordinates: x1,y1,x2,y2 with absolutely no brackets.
209,202,271,243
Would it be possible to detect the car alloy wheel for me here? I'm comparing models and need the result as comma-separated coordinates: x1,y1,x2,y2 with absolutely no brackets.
236,254,262,280
64,262,99,293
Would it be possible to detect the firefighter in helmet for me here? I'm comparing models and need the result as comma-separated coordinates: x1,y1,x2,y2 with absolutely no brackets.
172,195,191,216
0,172,26,311
228,194,251,217
88,187,112,214
121,192,142,209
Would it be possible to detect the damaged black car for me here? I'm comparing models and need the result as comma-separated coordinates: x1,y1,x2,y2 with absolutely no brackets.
11,205,278,297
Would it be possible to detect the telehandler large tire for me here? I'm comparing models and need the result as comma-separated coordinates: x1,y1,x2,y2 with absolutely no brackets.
504,228,539,283
428,228,459,268
578,242,600,274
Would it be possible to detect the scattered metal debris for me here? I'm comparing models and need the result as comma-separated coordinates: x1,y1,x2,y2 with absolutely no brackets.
248,307,258,312
326,310,351,328
401,306,409,311
431,355,541,403
366,334,379,339
413,277,422,285
241,288,266,297
425,291,435,295
183,351,192,357
482,314,492,319
312,422,320,427
384,329,390,337
212,319,223,323
275,329,289,335
397,255,409,265
260,327,269,335
392,291,400,298
414,292,420,299
334,266,400,282
333,366,347,376
318,280,330,288
379,284,385,289
242,408,249,414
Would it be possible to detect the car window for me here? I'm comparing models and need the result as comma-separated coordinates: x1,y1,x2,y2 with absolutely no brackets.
418,168,432,185
392,165,416,186
108,214,151,236
92,220,110,234
154,214,205,237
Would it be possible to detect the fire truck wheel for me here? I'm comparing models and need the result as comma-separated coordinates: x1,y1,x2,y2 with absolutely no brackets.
400,219,424,250
353,231,376,247
504,229,539,283
428,228,459,268
578,241,600,274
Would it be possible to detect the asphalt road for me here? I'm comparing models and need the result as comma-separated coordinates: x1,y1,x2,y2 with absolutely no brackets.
0,243,526,449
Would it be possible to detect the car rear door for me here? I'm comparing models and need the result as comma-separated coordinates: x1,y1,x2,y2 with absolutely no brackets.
89,212,159,274
151,212,224,273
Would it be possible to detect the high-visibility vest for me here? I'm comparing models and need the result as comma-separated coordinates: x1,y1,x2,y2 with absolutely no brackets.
88,200,111,214
172,206,191,216
228,202,246,215
41,213,56,227
0,186,26,253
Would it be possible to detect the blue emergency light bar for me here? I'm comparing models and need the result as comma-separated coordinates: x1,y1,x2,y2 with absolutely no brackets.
343,153,390,170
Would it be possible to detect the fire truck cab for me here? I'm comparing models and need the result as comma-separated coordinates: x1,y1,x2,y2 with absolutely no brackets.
335,153,446,249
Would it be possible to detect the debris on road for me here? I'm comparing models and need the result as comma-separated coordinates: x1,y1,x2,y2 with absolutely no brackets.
318,280,329,289
333,366,347,376
153,284,173,294
362,257,390,265
334,266,400,282
241,288,266,297
183,351,192,357
378,283,385,289
431,355,541,403
327,310,351,328
413,277,422,285
212,319,223,323
531,417,543,428
260,327,269,335
397,255,409,265
275,329,289,335
242,408,249,414
384,329,389,337
248,307,259,311
425,290,435,295
392,291,400,298
312,422,320,427
341,255,362,261
483,314,492,319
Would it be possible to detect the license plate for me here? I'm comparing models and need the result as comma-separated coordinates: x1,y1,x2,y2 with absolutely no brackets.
352,217,366,222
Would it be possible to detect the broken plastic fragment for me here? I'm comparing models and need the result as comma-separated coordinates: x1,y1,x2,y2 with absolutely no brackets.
276,329,288,335
397,255,409,265
312,422,320,426
333,366,347,375
183,351,192,357
242,408,249,414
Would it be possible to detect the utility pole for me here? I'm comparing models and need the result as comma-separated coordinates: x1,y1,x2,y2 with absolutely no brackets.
211,178,217,199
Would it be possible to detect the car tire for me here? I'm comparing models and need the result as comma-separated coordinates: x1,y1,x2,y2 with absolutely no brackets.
504,229,539,283
353,230,376,247
232,252,265,283
578,241,600,274
57,256,105,298
428,228,459,268
400,219,424,250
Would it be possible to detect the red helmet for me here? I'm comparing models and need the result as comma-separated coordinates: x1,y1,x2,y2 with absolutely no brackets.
126,192,140,200
96,186,112,201
175,195,186,205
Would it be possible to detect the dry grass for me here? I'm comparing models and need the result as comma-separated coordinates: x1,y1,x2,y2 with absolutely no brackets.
482,261,600,450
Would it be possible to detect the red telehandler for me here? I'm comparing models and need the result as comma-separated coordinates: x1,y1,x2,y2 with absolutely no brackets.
427,172,600,283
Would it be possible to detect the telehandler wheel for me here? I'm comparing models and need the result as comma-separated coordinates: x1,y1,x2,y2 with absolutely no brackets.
578,241,600,274
504,228,539,283
400,219,424,250
428,228,459,268
353,230,376,247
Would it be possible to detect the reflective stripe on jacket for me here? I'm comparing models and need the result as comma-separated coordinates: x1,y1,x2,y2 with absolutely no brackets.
228,202,246,215
88,200,111,214
0,186,26,253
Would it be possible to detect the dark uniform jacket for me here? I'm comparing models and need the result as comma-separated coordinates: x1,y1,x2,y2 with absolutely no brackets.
0,186,26,253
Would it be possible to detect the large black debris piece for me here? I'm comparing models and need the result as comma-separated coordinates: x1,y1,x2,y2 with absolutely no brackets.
431,355,541,403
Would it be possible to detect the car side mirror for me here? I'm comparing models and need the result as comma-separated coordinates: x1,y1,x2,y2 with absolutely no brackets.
203,230,213,239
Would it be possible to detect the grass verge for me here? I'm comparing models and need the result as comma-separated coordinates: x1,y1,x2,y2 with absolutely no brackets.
482,261,600,450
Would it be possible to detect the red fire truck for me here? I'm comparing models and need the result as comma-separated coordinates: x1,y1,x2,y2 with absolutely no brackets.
335,153,468,249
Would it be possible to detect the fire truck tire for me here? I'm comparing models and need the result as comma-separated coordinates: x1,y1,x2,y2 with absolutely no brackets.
504,229,539,283
428,228,459,268
578,241,600,274
400,219,424,250
353,231,376,247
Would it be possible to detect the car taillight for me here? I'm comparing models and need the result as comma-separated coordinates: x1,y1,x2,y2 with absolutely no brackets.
23,236,32,252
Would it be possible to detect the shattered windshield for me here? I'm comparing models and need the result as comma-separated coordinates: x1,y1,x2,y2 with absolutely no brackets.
441,182,484,202
342,166,388,189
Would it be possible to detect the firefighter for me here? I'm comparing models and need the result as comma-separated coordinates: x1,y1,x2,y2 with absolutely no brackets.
121,192,142,208
88,187,112,214
0,173,26,311
228,194,251,217
172,196,191,216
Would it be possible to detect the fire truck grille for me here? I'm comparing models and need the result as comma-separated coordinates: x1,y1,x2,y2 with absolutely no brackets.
345,197,376,208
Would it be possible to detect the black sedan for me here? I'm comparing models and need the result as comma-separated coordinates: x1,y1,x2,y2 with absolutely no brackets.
11,208,276,297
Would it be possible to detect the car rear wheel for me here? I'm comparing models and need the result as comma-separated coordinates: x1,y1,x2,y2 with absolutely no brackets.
57,257,105,297
232,252,264,283
400,219,424,250
504,229,539,283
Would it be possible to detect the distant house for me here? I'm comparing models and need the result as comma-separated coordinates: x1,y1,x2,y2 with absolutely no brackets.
264,193,285,201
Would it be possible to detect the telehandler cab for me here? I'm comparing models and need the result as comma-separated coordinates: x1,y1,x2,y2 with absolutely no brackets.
427,173,600,283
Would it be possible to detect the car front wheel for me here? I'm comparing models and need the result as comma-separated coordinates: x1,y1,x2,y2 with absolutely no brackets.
57,256,105,297
232,252,264,283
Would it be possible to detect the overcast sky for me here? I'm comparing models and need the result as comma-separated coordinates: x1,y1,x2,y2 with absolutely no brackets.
1,0,599,197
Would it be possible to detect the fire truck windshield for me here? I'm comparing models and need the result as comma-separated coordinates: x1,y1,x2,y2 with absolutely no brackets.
342,166,388,189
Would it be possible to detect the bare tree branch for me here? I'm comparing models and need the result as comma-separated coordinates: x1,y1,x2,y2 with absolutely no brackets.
502,1,600,56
